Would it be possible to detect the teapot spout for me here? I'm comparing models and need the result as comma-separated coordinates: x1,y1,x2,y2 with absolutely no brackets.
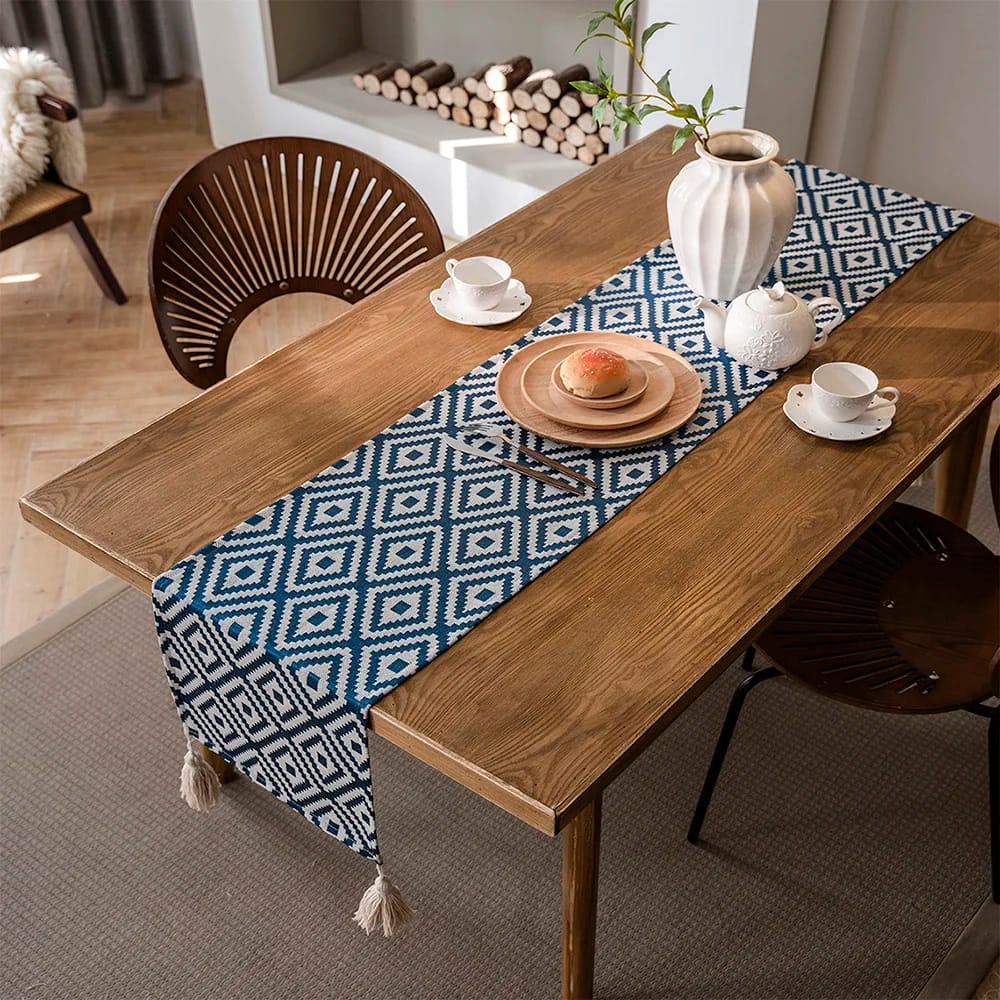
695,297,728,350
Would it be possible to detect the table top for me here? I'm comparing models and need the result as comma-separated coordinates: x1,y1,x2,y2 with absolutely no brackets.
21,129,999,836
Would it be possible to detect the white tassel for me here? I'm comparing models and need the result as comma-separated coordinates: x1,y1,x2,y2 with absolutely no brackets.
179,740,221,812
353,865,413,938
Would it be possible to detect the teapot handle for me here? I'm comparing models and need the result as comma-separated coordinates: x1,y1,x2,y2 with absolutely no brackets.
806,297,844,350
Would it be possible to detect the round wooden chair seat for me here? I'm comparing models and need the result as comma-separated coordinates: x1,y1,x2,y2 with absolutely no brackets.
757,503,999,713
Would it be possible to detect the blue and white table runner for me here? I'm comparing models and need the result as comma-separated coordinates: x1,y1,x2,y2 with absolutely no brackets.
153,162,970,875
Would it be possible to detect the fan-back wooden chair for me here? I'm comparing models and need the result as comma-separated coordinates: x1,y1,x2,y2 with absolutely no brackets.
148,137,445,389
688,431,1000,903
0,94,127,304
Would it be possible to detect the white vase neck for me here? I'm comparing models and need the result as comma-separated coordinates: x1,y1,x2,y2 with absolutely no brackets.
695,129,780,171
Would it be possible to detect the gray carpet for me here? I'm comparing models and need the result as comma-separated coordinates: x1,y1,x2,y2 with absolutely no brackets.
1,471,997,1000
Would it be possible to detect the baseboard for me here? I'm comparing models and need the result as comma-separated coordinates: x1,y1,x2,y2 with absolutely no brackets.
0,576,130,667
917,896,1000,999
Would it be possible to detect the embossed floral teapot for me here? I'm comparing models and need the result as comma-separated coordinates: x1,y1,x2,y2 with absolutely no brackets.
696,282,844,370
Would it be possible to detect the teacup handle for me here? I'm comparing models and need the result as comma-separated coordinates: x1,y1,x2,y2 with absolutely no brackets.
871,386,900,407
807,297,845,350
445,258,459,276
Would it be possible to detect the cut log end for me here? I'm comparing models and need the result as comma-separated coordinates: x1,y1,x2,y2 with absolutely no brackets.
542,64,589,100
483,55,532,92
412,62,454,95
395,59,435,89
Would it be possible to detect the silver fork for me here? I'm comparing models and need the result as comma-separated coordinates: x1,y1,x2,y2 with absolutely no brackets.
461,422,598,490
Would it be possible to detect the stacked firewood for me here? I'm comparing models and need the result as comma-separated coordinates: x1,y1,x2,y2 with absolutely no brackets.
352,57,611,165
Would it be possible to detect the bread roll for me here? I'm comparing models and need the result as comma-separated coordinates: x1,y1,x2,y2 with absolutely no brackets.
560,347,630,398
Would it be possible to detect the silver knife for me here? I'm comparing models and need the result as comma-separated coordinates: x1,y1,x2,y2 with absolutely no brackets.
443,436,585,496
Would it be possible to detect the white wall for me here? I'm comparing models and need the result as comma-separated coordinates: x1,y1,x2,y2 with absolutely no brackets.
808,0,1000,219
624,0,828,160
626,0,757,141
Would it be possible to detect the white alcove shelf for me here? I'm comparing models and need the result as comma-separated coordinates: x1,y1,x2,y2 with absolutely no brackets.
255,0,627,235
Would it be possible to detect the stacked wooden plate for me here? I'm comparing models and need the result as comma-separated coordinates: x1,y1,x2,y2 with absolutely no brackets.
496,331,703,448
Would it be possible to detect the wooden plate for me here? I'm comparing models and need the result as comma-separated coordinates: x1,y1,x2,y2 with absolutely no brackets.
496,331,703,448
520,348,673,430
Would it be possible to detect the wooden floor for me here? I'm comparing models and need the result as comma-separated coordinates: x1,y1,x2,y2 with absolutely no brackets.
0,82,347,642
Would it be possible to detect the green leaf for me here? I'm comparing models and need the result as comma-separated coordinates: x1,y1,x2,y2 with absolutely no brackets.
705,105,741,123
621,13,633,37
573,31,624,52
585,11,608,36
672,103,699,119
640,21,672,55
597,50,609,86
571,79,603,94
593,97,609,125
701,84,714,117
655,69,673,101
575,30,620,52
618,103,642,125
637,104,665,120
612,116,627,141
671,123,694,154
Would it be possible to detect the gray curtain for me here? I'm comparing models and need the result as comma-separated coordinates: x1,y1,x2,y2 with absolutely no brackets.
0,0,192,107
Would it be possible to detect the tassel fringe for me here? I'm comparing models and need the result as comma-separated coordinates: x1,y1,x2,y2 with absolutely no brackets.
179,741,221,812
353,865,413,937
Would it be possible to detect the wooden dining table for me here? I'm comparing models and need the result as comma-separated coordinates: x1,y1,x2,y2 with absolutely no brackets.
20,127,999,999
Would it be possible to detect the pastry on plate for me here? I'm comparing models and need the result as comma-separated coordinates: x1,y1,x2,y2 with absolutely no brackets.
559,347,631,398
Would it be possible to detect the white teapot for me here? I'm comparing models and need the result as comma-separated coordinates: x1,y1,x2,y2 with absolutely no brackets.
696,282,844,370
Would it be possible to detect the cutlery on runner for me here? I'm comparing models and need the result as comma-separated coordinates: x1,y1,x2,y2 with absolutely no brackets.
459,422,598,490
443,436,585,496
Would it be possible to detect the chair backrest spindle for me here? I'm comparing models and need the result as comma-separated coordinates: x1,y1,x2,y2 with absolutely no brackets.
148,137,444,388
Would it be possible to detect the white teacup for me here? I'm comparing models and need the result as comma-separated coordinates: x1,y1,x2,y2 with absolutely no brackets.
446,256,511,311
811,362,900,422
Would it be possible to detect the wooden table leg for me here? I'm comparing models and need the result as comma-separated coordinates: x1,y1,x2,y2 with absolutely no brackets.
935,401,991,529
562,794,602,1000
198,742,237,783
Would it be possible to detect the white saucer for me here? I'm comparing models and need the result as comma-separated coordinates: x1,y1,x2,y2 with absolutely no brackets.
783,384,895,441
430,278,531,326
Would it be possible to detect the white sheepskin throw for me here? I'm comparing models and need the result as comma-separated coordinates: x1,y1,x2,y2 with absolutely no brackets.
0,47,86,221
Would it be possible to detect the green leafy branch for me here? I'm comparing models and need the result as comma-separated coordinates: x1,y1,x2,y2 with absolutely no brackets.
572,0,740,153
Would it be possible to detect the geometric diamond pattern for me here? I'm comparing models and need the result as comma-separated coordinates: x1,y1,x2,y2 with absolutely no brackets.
152,161,971,863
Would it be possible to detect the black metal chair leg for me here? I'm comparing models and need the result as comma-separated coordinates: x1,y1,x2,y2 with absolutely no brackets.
989,709,998,904
687,665,782,844
740,646,757,672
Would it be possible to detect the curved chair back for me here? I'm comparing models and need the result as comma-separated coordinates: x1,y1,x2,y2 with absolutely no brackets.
148,137,444,388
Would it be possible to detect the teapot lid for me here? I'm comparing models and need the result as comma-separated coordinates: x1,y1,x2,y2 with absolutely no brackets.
746,281,797,315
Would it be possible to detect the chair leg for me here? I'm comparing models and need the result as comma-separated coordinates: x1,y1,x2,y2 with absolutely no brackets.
687,665,782,844
741,646,757,672
66,218,128,304
989,709,998,904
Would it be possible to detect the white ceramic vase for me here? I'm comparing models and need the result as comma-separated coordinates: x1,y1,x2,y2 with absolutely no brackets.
666,129,796,302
